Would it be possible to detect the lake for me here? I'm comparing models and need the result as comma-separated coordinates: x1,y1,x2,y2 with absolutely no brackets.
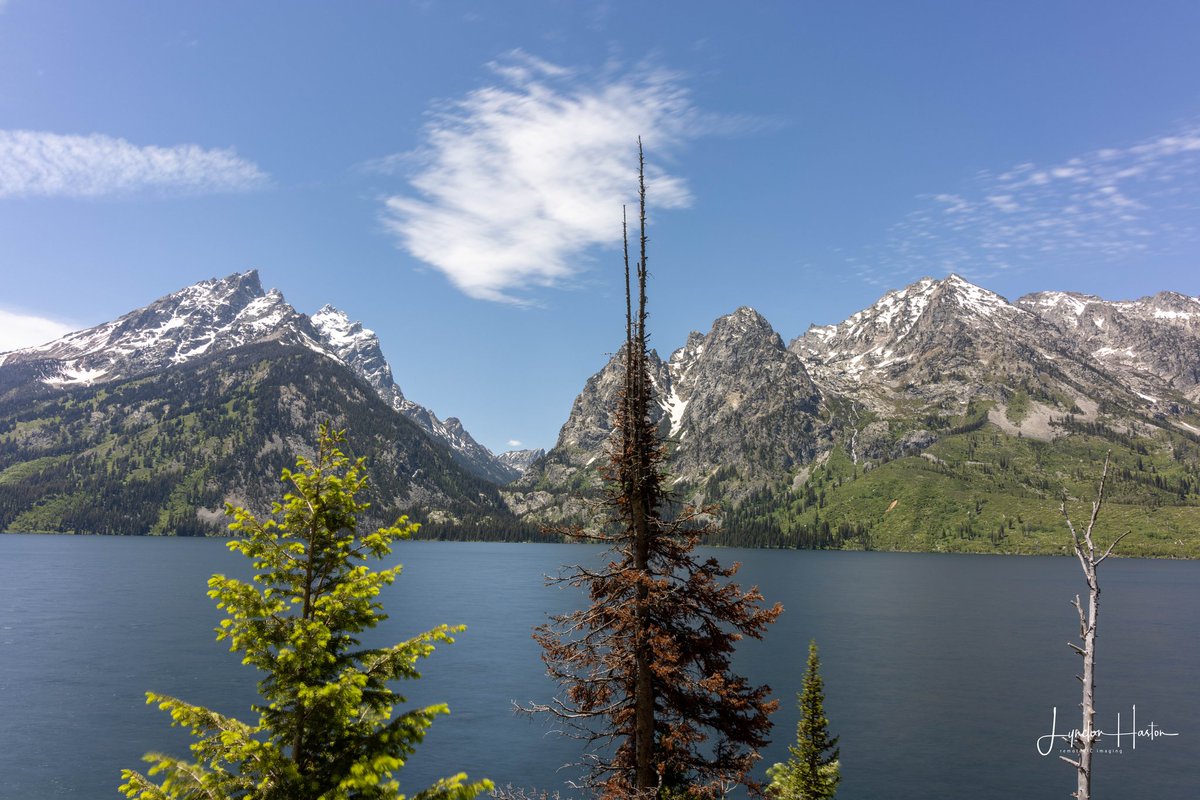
0,535,1196,798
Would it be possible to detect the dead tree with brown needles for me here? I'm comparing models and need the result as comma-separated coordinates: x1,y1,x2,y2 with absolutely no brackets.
1059,452,1128,800
525,141,782,799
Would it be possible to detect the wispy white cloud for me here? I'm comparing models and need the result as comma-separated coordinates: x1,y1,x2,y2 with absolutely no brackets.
861,125,1200,284
0,309,74,352
0,130,268,198
507,438,523,447
378,51,726,303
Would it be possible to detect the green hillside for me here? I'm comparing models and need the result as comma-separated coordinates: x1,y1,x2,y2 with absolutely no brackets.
721,410,1200,558
0,341,539,540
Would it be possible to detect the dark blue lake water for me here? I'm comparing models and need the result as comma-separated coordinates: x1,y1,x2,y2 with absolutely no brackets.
0,535,1196,799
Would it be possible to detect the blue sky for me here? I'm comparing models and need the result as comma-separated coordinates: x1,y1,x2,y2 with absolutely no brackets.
2,1,1200,454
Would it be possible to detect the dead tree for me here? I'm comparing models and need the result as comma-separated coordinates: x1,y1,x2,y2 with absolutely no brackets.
525,141,782,799
1059,452,1128,800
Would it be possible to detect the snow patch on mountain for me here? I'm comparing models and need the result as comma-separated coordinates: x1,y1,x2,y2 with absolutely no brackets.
43,365,109,387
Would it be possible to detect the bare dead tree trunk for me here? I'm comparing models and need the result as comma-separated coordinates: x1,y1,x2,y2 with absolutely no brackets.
1060,452,1128,800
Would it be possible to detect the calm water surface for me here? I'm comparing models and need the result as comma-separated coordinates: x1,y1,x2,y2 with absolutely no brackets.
1,535,1197,799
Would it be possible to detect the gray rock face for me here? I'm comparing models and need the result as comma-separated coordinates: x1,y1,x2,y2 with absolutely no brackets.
515,306,826,512
667,307,823,484
1018,290,1200,403
2,271,515,485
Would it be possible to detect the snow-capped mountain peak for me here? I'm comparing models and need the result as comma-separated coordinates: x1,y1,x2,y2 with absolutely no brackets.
0,270,337,384
1,272,519,485
1016,290,1099,324
312,304,374,349
789,274,1035,397
936,273,1023,320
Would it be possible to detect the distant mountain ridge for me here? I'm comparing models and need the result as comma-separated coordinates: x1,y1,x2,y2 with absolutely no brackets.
1016,289,1200,405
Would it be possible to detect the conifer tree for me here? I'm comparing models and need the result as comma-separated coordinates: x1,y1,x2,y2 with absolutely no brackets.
120,423,490,800
528,142,782,799
767,641,840,800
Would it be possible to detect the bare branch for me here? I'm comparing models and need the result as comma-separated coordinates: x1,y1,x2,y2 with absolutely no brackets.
1095,530,1131,567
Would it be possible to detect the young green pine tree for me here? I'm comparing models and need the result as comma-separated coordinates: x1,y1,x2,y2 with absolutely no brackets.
767,641,840,800
120,423,491,800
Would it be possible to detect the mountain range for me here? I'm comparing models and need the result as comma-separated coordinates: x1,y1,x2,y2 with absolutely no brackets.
2,271,1198,555
510,274,1200,556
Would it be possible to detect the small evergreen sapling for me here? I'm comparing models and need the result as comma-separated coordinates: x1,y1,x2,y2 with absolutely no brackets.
120,423,490,800
767,641,840,800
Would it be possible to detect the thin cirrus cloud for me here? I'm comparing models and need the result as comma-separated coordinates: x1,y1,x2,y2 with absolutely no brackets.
0,309,74,353
378,51,718,304
0,130,268,199
852,125,1200,286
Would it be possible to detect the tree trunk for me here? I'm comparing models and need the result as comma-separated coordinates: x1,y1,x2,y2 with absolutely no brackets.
1074,573,1099,800
1060,453,1126,800
633,491,655,790
631,138,656,793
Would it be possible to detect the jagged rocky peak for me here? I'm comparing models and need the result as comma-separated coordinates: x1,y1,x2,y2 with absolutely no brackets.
900,274,1029,340
1019,288,1200,400
674,306,815,402
806,274,1017,340
1023,289,1200,332
930,273,1018,316
310,305,396,395
122,270,297,345
670,330,706,368
555,345,671,456
442,417,473,445
690,306,801,374
1016,290,1104,328
665,305,822,484
517,304,826,511
713,305,776,335
1146,290,1200,316
1,269,331,387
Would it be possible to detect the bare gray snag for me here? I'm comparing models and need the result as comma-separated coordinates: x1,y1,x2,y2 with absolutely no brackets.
1059,452,1129,800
